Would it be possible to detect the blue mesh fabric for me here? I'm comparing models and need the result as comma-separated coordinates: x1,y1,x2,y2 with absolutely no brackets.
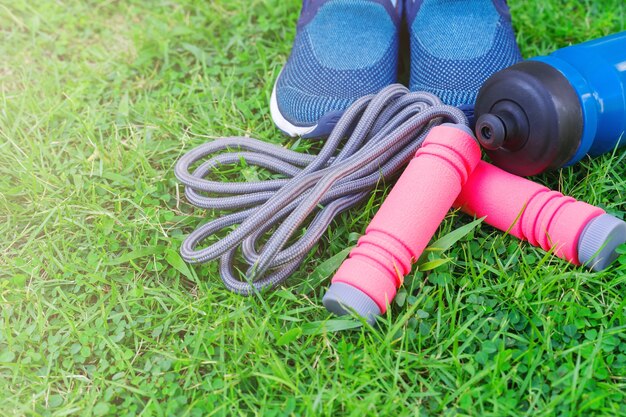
276,0,399,126
408,0,522,106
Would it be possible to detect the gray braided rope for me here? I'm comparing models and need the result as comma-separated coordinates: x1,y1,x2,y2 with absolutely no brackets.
174,84,467,294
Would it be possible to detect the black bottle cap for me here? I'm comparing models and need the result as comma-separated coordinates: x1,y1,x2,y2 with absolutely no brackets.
474,61,583,176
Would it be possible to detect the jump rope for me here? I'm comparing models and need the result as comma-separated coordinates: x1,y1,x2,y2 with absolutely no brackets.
175,85,466,294
175,32,626,321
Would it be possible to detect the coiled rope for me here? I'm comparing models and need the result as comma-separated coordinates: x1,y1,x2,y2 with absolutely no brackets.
174,84,467,294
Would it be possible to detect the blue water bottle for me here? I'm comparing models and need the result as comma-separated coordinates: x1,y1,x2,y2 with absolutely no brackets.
474,31,626,176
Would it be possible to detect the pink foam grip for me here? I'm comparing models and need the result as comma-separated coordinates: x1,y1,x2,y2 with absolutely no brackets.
331,125,482,313
453,161,605,263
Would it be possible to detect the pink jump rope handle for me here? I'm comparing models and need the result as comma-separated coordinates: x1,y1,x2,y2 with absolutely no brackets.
323,129,626,324
454,160,626,268
323,124,482,322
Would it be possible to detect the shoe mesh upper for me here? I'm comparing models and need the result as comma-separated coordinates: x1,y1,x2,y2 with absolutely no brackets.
276,0,399,126
408,0,522,106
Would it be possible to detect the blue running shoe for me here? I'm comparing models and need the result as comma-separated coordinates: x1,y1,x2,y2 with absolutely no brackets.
271,0,402,138
406,0,522,117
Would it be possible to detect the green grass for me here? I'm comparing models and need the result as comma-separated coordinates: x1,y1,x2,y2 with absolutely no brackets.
1,0,626,415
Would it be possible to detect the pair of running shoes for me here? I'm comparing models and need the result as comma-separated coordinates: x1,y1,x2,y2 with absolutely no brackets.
270,0,522,138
